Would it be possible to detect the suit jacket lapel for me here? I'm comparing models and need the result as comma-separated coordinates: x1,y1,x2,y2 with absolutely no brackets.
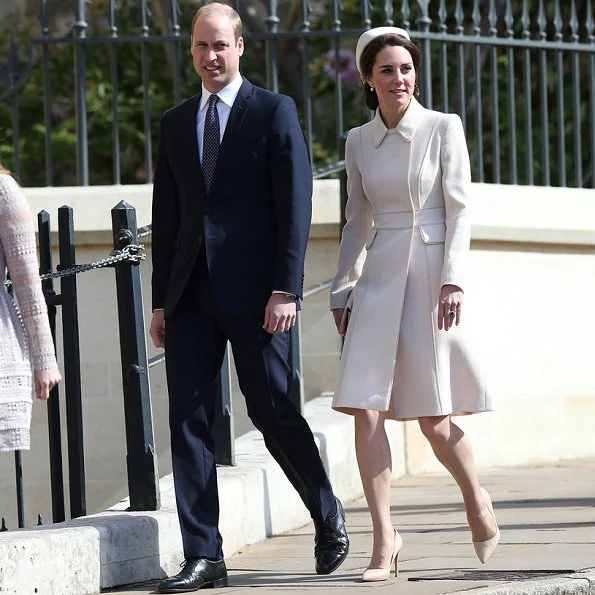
178,94,208,200
208,79,253,196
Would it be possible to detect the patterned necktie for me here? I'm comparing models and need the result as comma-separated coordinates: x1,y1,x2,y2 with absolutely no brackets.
202,94,220,193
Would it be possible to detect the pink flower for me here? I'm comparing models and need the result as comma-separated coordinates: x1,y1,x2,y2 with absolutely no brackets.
323,49,359,87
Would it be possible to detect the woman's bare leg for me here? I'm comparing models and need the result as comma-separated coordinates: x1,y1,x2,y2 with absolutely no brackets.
418,415,497,542
354,409,395,568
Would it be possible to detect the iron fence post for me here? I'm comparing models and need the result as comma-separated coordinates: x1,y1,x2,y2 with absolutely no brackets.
13,451,25,528
265,0,279,92
331,0,344,155
8,38,20,179
111,201,160,510
38,211,66,523
74,0,89,185
138,0,153,183
40,0,54,186
416,0,433,109
57,206,86,518
108,0,121,185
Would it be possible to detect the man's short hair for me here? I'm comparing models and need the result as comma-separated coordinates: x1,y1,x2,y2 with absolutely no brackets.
191,2,243,41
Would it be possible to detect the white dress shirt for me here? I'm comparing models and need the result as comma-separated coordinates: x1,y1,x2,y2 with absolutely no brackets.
196,74,243,162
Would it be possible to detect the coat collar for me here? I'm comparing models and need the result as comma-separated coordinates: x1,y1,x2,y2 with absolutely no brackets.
372,96,424,148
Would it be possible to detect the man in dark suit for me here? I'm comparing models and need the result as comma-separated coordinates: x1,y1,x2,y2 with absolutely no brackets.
149,3,348,592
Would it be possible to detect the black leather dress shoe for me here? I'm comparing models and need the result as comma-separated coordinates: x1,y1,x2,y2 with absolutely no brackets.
157,558,228,593
314,498,349,574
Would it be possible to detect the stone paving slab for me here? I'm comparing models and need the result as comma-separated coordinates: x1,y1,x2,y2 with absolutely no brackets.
106,459,595,595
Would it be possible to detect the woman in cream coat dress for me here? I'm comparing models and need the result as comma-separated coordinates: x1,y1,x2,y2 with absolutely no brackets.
330,29,499,581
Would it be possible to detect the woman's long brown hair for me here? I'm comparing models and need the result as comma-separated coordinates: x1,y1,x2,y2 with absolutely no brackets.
0,163,11,175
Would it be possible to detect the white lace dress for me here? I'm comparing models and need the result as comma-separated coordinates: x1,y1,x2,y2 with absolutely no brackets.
0,173,57,451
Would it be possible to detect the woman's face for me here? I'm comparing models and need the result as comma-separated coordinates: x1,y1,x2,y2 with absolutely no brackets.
367,44,415,114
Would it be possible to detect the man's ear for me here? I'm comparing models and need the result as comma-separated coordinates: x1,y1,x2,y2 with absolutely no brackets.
237,36,244,57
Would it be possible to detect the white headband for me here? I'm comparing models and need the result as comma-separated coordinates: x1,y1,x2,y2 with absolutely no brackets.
355,26,411,74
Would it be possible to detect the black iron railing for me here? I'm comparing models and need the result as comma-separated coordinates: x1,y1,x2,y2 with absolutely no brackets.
1,206,152,529
1,0,593,188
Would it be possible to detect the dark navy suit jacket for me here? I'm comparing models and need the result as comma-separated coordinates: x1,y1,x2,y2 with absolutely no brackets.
151,78,313,317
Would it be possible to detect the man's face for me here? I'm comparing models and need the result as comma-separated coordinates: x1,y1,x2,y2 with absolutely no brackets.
191,14,244,94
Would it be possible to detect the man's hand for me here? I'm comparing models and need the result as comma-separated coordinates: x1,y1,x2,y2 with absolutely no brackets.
263,293,297,334
149,309,166,348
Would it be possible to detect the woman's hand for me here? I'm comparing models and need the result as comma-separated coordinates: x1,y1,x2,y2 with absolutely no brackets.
438,284,463,331
331,308,346,336
34,367,62,400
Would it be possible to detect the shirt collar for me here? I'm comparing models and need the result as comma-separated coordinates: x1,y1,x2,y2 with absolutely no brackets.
372,96,423,148
200,74,243,111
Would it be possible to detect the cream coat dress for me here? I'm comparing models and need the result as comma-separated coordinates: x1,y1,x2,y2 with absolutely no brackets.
330,98,490,420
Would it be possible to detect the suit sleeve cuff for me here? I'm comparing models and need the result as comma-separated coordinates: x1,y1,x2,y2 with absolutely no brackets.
272,290,297,299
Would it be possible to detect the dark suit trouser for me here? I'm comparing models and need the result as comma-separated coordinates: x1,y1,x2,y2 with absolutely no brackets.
164,253,336,559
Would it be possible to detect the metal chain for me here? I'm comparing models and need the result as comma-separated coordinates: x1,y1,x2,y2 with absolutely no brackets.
136,225,152,239
4,244,146,288
42,244,145,280
312,160,346,179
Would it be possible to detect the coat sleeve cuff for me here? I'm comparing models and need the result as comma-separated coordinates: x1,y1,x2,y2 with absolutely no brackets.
330,285,354,309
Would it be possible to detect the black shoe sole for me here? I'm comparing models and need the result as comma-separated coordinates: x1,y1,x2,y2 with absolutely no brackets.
157,576,229,592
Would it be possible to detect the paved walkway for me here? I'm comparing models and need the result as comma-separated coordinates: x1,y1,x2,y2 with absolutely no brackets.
107,458,595,594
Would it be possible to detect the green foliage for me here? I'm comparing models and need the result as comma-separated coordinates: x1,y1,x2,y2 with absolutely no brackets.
0,1,198,185
0,0,592,187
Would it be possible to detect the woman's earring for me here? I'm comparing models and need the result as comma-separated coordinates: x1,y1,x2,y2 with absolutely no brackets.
414,83,419,97
370,86,375,92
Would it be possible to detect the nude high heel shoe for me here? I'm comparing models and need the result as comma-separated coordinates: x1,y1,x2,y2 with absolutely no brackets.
473,487,500,564
361,530,403,582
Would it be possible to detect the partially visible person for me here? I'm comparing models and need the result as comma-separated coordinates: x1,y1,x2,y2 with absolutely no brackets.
330,27,499,582
0,164,61,452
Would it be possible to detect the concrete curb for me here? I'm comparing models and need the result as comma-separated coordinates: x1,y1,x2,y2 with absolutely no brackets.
453,569,595,595
0,396,405,595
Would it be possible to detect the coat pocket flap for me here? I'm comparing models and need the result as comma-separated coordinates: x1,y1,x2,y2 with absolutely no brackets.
365,228,379,249
345,289,355,310
419,223,446,244
339,290,355,335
